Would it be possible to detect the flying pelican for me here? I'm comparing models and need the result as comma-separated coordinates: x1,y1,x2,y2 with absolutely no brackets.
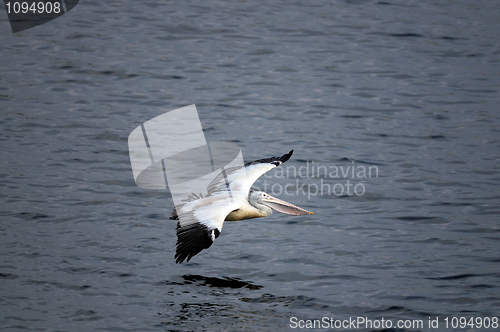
171,150,313,264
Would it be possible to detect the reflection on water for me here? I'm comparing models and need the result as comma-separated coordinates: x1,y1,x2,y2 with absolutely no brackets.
167,274,263,290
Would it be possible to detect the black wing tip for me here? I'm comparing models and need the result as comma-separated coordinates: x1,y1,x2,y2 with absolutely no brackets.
175,253,192,264
271,150,294,166
280,150,294,163
175,223,217,264
245,149,295,167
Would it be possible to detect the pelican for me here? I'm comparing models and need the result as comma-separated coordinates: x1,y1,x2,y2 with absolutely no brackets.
170,150,313,263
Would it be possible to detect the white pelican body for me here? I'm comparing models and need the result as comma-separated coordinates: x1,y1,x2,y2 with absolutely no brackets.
172,150,313,263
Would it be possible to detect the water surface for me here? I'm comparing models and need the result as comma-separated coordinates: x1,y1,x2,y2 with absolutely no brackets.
0,0,499,331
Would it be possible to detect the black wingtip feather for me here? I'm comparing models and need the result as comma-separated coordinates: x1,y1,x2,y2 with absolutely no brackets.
280,150,293,163
244,150,295,167
175,223,216,264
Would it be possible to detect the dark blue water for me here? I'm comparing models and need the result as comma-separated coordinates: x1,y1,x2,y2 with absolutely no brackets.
1,1,499,331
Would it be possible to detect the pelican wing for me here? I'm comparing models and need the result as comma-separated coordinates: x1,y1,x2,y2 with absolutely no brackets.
206,150,294,196
175,193,244,263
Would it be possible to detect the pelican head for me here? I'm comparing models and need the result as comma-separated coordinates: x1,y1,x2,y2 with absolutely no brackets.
248,190,313,217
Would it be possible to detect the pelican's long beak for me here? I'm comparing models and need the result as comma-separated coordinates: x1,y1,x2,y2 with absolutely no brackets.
262,195,313,216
